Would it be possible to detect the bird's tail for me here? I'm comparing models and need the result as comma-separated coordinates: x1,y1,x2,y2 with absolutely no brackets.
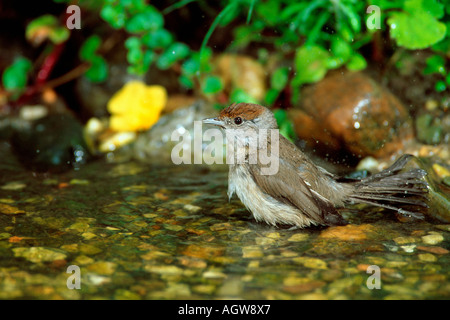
347,154,429,219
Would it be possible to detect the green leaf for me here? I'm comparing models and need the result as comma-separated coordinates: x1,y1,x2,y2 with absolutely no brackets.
331,36,352,61
201,75,223,94
125,6,163,33
80,35,101,61
271,67,289,91
181,58,199,77
100,4,127,29
2,57,32,90
273,109,287,125
265,88,280,105
141,29,173,49
26,15,57,38
423,54,446,75
126,45,143,64
346,53,367,71
338,2,361,33
125,36,141,49
179,74,194,89
293,45,330,86
435,80,446,92
404,0,444,19
85,56,108,83
280,121,296,142
167,42,190,60
49,27,70,44
26,14,69,44
256,0,280,26
229,88,259,104
156,42,190,70
388,11,447,49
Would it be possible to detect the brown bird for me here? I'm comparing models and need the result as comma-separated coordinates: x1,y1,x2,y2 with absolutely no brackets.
203,103,429,228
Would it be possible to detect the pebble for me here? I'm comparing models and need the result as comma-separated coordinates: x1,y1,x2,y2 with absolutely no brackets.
283,280,326,294
87,261,117,275
0,204,25,215
293,257,328,270
1,181,26,191
287,233,309,242
73,255,94,265
400,244,417,253
114,289,141,300
202,270,227,279
69,179,90,185
12,247,67,263
216,278,243,297
183,204,201,213
421,234,444,245
242,246,264,258
192,284,216,295
145,265,184,275
79,244,102,255
416,246,449,255
319,224,376,241
393,236,416,245
418,253,437,262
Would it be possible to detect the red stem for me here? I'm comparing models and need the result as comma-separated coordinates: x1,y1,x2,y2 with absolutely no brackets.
36,42,65,85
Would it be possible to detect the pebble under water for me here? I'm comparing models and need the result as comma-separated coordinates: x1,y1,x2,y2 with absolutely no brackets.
0,142,449,300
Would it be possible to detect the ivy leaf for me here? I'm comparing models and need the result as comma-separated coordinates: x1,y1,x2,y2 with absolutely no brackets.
229,88,259,104
404,0,444,19
388,10,446,49
265,88,280,105
156,42,190,70
346,53,367,71
125,6,163,33
80,35,101,61
26,14,69,45
141,29,173,49
85,56,108,83
100,4,127,29
270,66,289,91
423,54,446,75
201,75,223,95
293,45,330,86
2,57,32,90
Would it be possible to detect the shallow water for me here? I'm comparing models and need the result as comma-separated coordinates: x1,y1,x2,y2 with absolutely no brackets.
0,141,449,300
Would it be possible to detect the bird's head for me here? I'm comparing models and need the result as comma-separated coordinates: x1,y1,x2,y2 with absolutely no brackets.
203,103,278,131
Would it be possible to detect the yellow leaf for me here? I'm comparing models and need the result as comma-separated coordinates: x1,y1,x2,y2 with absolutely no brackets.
107,81,167,132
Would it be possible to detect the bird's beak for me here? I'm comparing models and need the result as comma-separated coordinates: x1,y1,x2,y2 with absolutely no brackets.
202,117,225,127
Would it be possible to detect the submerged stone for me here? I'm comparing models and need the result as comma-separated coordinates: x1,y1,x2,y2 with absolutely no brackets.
11,113,91,172
12,247,67,263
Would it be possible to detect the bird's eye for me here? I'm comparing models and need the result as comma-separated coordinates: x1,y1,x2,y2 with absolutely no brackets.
234,117,243,125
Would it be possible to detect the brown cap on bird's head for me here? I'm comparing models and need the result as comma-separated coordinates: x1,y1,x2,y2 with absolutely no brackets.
203,103,278,130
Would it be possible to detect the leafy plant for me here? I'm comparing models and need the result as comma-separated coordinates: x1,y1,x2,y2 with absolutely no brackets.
80,35,108,83
2,0,449,109
1,57,32,99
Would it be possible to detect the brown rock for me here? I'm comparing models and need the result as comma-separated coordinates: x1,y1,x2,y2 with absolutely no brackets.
214,54,267,101
283,280,326,294
416,246,449,255
319,224,377,241
290,71,413,158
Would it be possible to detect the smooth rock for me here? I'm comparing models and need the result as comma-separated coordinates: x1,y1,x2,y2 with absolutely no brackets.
291,71,413,158
13,247,67,263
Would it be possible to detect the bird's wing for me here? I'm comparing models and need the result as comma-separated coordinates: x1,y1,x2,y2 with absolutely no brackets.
248,161,347,226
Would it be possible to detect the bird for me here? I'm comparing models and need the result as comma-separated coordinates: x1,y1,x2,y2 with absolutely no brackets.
202,102,429,228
